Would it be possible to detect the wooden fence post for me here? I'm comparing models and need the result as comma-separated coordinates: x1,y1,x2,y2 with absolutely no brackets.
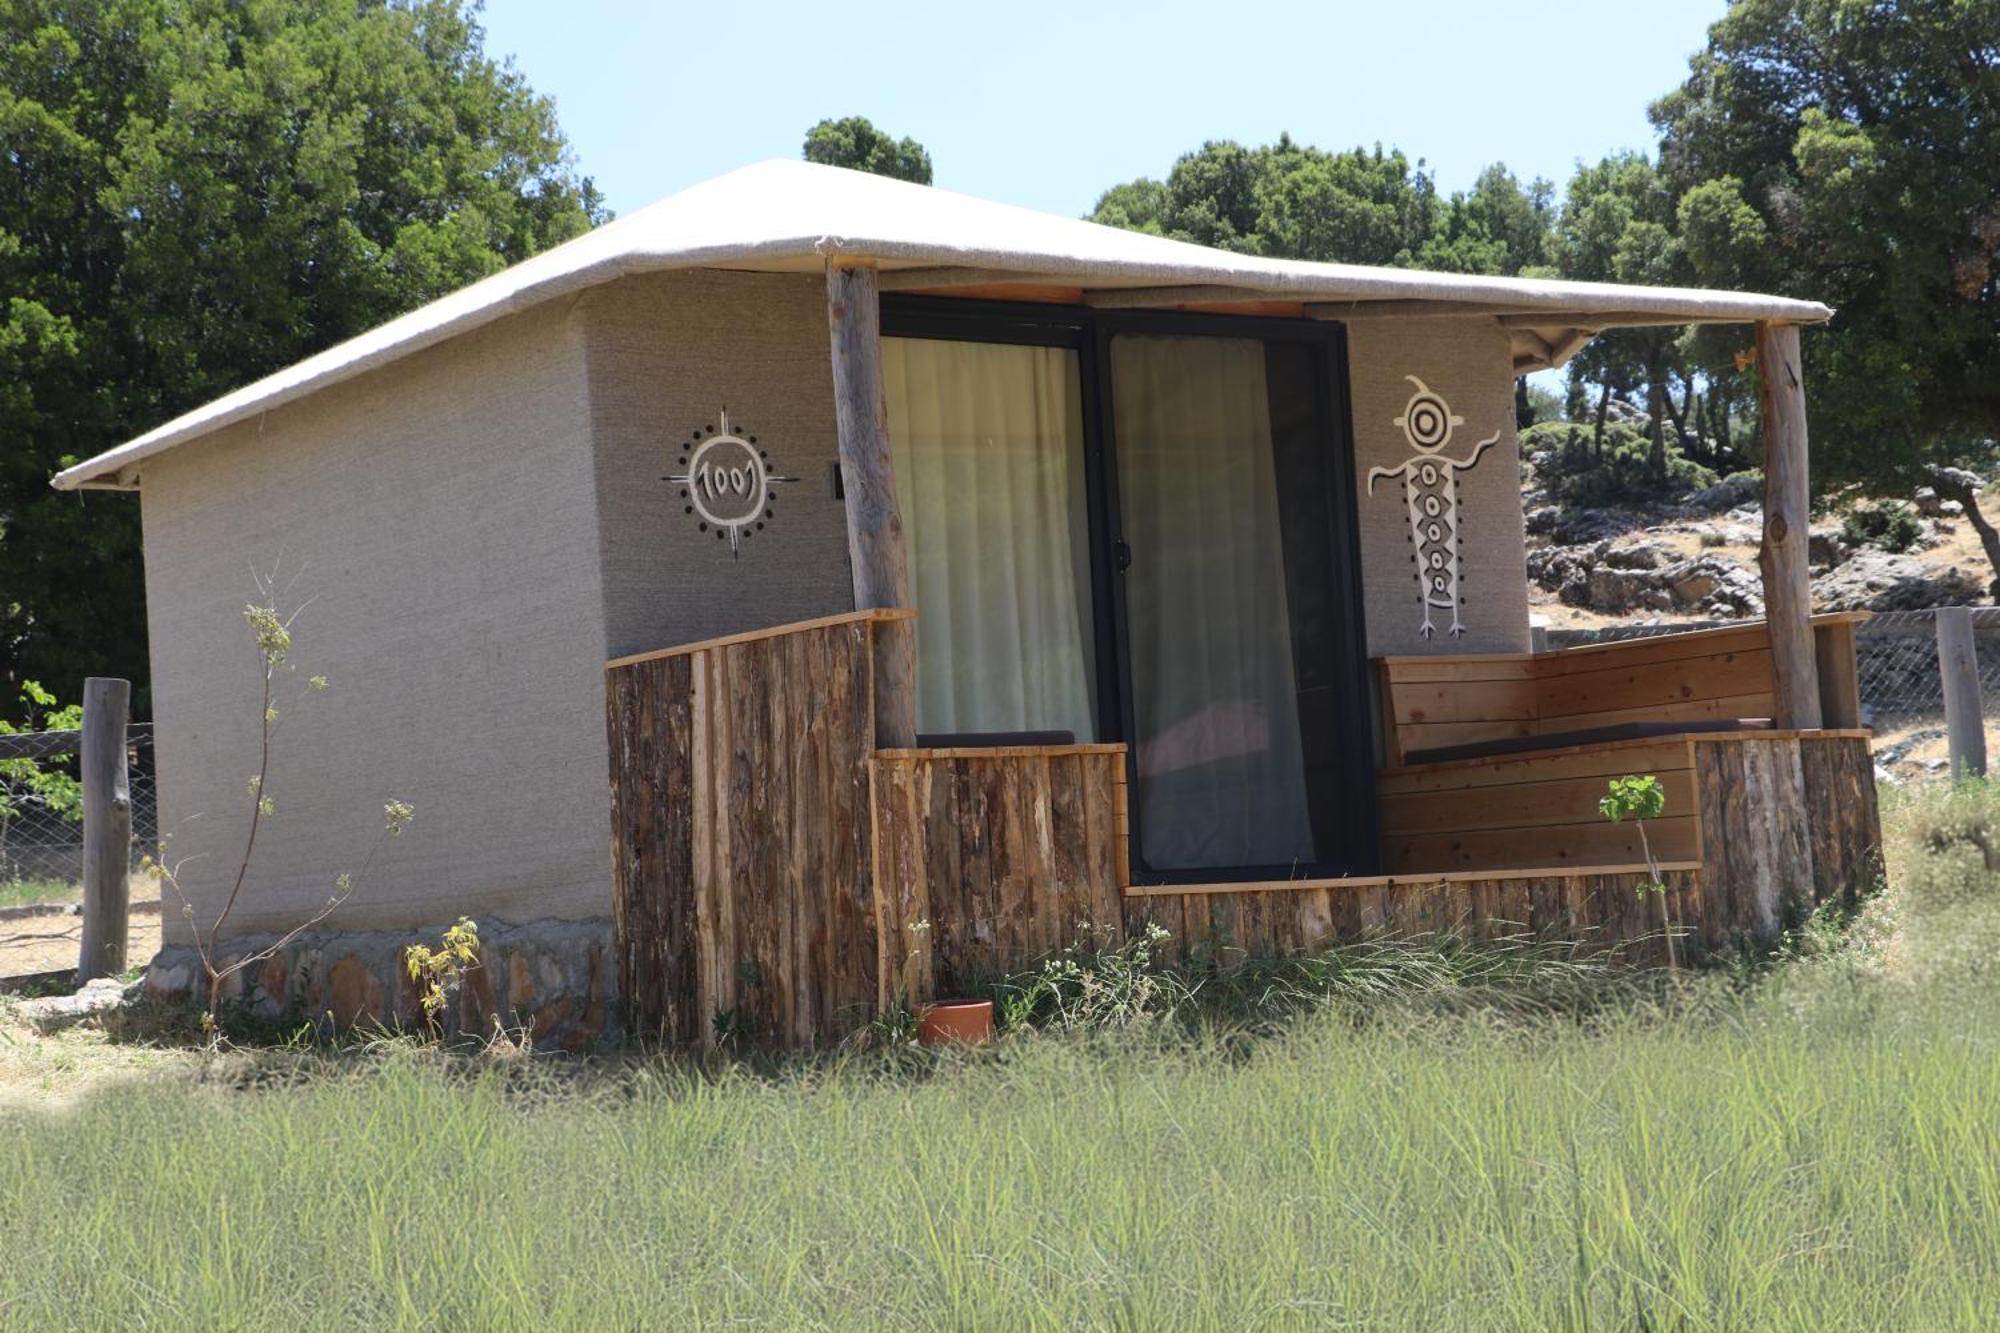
1938,606,1987,781
77,677,132,982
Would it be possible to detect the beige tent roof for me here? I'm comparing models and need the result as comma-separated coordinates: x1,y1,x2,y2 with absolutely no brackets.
54,158,1832,490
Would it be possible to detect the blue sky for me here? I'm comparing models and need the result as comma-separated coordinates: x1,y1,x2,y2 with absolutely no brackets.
479,0,1731,219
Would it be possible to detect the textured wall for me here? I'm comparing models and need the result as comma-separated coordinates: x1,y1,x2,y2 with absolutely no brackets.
139,304,609,939
1346,318,1530,657
581,270,856,661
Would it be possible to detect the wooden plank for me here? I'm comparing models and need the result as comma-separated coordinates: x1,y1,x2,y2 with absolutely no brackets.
1383,816,1701,875
1694,736,1812,942
1755,321,1823,729
828,620,876,1024
957,755,997,979
1024,756,1062,960
1800,735,1884,910
1079,753,1126,945
1046,753,1088,945
993,758,1033,972
706,646,738,1039
792,629,831,1040
1534,647,1774,721
827,262,918,748
605,606,916,668
920,752,968,993
1813,619,1863,729
727,638,770,1042
1385,678,1540,725
1379,769,1699,837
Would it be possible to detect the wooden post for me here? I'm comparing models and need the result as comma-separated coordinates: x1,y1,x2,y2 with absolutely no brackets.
825,261,917,747
77,677,132,982
1938,606,1987,780
1754,321,1823,729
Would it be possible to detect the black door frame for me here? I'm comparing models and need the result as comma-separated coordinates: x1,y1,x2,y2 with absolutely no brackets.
879,296,1380,882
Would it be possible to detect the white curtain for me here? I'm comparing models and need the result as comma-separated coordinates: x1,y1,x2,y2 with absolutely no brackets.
1111,335,1314,870
882,337,1097,740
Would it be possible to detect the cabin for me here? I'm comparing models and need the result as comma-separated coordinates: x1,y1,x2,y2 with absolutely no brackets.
54,161,1879,1045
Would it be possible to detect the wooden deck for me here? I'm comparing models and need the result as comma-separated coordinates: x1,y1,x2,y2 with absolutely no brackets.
606,610,1885,1046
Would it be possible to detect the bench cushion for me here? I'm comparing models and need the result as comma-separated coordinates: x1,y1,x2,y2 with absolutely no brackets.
913,729,1076,749
1399,718,1771,767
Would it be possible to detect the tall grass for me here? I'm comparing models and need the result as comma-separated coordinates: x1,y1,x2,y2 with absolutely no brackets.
4,784,2000,1328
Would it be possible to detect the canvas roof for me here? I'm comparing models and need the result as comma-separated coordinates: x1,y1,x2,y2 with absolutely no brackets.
54,158,1832,490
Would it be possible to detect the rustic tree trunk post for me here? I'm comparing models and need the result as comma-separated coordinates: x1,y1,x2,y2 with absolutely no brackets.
1754,321,1823,730
1938,605,1987,780
825,261,917,747
77,677,132,982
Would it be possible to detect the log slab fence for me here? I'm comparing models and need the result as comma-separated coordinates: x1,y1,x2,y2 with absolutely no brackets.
608,613,1884,1047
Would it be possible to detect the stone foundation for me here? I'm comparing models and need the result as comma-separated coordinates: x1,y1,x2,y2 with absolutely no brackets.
143,918,617,1050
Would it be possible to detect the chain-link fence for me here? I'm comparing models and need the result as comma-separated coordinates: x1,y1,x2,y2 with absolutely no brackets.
0,722,157,893
1547,610,2000,780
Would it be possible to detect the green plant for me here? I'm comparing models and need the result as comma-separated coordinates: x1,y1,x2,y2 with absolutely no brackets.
1699,529,1729,548
152,569,415,1039
404,918,481,1034
1841,500,1924,554
1000,922,1194,1031
0,681,82,883
1600,774,1679,969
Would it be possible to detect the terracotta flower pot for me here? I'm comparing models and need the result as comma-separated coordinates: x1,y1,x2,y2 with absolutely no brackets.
916,999,994,1046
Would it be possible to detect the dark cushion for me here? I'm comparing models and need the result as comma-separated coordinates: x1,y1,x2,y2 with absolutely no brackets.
1401,717,1772,766
914,729,1076,749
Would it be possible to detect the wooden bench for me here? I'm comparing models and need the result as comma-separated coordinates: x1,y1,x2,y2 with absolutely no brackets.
1374,614,1868,874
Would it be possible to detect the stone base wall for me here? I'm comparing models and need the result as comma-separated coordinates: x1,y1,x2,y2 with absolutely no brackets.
143,918,616,1050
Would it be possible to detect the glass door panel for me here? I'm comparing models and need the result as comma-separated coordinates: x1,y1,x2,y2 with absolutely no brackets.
1110,332,1353,874
882,336,1098,741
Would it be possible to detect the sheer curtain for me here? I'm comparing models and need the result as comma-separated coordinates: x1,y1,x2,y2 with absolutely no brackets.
882,337,1097,740
1111,335,1314,870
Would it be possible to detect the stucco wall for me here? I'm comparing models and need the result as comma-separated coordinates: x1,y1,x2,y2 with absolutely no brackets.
1346,317,1531,657
581,270,856,661
139,303,608,940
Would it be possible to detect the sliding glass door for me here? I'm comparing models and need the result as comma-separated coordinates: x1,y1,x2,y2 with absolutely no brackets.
880,301,1375,881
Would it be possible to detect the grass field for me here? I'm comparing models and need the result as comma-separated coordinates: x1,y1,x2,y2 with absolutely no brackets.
0,877,77,910
2,785,1998,1328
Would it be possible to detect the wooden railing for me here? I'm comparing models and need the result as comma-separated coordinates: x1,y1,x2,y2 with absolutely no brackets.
873,744,1129,1002
606,611,1882,1046
606,609,1128,1045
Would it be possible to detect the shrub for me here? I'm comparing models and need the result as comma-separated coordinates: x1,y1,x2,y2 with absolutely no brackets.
1841,500,1924,553
1522,420,1718,508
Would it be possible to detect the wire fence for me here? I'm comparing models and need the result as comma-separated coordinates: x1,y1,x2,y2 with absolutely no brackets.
1548,609,2000,780
0,722,156,891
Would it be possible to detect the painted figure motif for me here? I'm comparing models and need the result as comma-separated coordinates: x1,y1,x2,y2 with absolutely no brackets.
1367,376,1499,639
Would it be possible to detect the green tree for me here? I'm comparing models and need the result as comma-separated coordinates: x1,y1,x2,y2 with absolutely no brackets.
802,116,933,184
1090,137,1448,267
0,0,604,709
1417,164,1557,276
1653,0,2000,577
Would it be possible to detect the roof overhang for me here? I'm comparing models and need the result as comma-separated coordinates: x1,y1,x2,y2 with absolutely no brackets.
53,160,1832,492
